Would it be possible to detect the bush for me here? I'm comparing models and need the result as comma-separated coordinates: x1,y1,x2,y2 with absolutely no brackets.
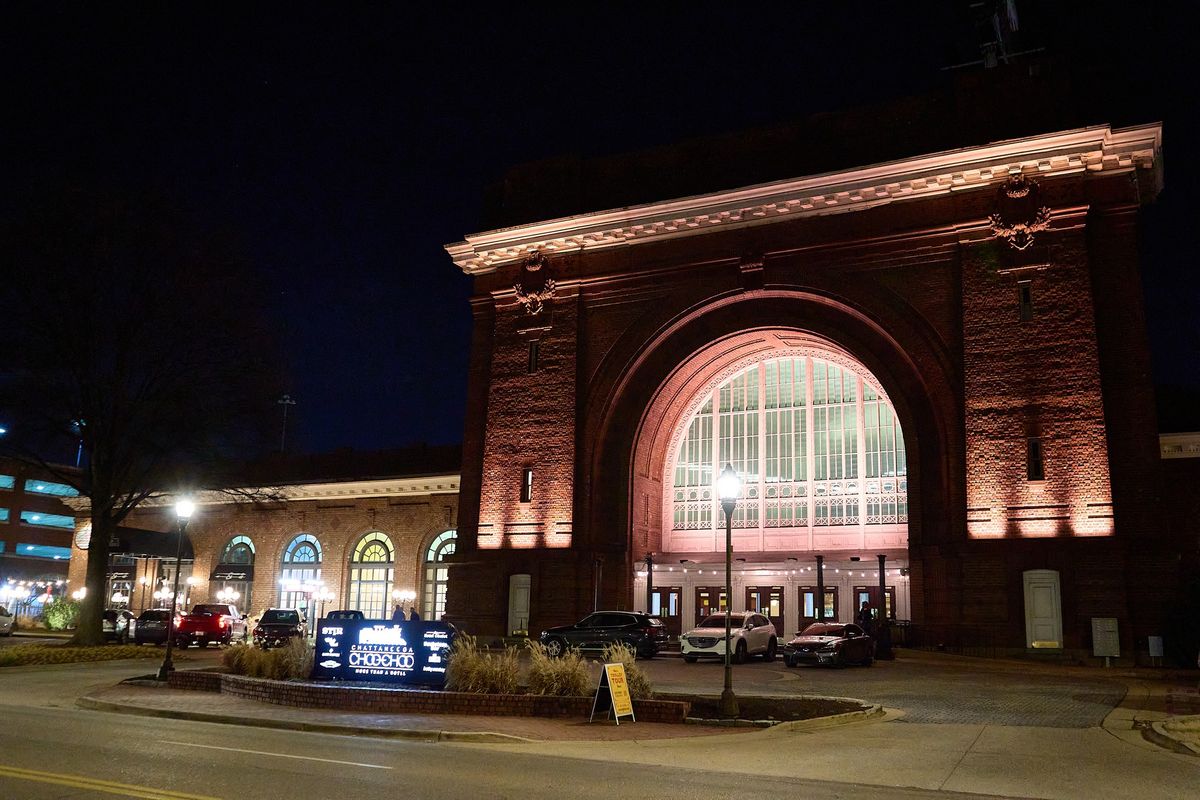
525,640,591,696
600,642,654,699
222,639,313,680
0,644,159,668
446,634,519,694
15,614,45,631
43,599,79,631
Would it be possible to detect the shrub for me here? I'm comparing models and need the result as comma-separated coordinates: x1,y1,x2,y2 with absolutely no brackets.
446,634,519,694
525,640,591,696
0,644,158,668
15,614,45,631
43,599,79,631
600,642,654,699
223,639,313,680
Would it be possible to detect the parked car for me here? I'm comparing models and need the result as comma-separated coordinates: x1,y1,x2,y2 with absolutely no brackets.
324,609,364,621
134,608,178,645
253,608,307,649
539,611,668,659
0,605,14,636
783,622,875,667
175,603,247,648
681,612,778,663
102,609,135,644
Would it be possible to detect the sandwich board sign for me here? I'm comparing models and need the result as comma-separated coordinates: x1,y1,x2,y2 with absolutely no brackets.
590,662,635,724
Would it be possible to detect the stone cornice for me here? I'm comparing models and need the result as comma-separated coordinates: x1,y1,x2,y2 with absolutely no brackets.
1160,433,1200,460
447,123,1162,275
63,474,461,512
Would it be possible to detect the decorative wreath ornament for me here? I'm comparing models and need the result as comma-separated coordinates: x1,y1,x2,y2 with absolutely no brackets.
513,250,557,315
989,174,1052,251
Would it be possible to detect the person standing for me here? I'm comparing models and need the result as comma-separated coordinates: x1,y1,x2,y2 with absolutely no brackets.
408,605,421,622
857,600,874,635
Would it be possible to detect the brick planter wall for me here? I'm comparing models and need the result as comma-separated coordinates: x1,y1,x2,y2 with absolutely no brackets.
166,670,224,692
214,673,687,723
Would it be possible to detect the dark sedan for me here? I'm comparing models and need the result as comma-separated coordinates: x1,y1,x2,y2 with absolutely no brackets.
253,608,306,649
133,609,177,645
539,611,667,659
783,622,875,667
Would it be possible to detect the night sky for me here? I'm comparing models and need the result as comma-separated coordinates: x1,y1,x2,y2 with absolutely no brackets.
3,3,1195,455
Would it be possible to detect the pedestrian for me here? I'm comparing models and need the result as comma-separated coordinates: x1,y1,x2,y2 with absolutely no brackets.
408,605,421,621
391,604,405,622
857,600,874,634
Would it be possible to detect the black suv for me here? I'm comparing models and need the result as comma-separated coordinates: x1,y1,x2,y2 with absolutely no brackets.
539,611,668,659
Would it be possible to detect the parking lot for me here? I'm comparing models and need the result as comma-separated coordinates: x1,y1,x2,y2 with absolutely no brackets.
640,649,1129,727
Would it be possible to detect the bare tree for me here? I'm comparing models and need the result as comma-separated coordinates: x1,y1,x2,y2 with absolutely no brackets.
0,187,283,645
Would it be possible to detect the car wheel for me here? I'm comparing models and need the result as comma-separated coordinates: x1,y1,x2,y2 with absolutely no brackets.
783,655,796,668
734,641,747,664
683,656,698,663
763,638,777,662
544,637,566,658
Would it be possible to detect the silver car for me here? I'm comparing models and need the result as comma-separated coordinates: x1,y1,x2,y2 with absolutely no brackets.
681,612,778,663
0,604,14,636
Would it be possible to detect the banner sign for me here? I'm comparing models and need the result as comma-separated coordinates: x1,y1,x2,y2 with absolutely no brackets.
310,618,454,687
589,662,635,724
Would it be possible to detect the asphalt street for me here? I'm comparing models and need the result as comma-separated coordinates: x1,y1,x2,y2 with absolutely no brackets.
0,651,1195,800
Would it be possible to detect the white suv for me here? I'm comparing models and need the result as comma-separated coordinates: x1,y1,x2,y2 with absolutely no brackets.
681,612,777,663
0,605,14,636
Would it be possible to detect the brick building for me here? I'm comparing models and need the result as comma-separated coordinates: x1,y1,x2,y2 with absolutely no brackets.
66,448,460,625
0,457,78,594
443,117,1180,661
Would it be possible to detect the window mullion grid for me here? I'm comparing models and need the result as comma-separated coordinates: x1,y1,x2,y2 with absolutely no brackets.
805,357,815,550
856,375,867,548
757,361,766,550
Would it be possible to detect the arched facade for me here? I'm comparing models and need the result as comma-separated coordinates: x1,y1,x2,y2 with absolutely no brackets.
447,123,1166,657
279,533,322,615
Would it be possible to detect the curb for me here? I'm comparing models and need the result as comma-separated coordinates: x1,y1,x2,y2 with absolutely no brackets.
75,695,534,744
769,704,886,732
1145,717,1200,756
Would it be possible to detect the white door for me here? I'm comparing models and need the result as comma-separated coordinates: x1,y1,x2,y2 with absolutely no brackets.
1023,569,1063,649
508,574,531,636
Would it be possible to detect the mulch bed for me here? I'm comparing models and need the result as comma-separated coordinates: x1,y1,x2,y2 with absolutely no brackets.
662,693,867,722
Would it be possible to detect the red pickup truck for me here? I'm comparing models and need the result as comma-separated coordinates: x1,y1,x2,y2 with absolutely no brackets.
175,603,247,648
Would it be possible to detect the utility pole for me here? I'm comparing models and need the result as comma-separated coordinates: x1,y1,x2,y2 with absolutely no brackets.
278,394,296,452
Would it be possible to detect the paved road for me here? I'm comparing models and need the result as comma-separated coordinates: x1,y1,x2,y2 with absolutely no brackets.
0,652,1195,800
639,651,1128,726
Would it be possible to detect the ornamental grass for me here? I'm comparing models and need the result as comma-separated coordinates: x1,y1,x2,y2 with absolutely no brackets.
0,644,159,668
600,642,654,699
445,634,520,694
525,640,591,697
222,639,312,680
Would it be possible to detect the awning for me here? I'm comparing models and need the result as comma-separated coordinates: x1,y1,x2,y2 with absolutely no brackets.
209,565,254,581
110,527,195,560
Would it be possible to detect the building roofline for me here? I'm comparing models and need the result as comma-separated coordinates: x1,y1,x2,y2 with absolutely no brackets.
446,122,1162,275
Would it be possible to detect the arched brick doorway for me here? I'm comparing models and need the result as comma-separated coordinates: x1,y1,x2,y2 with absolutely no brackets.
582,291,961,629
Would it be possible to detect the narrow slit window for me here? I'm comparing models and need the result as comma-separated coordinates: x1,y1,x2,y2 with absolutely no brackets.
520,467,534,503
1018,281,1033,322
527,340,540,373
1026,437,1045,481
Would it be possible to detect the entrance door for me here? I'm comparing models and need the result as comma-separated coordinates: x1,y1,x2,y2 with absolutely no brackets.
1023,569,1062,649
695,587,727,626
798,586,839,630
852,586,896,623
650,587,682,638
745,586,784,636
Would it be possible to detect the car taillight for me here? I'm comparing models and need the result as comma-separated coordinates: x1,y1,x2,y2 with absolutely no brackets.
219,616,227,628
254,627,263,636
174,616,182,627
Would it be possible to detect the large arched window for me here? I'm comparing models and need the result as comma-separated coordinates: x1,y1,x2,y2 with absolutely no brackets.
667,354,906,552
422,530,456,620
347,532,393,619
213,535,255,613
220,535,255,565
279,534,322,614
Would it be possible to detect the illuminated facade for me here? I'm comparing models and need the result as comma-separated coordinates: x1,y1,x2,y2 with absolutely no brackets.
446,120,1177,657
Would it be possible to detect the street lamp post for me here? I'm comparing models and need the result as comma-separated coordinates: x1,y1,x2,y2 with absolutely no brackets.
157,498,194,681
717,463,741,718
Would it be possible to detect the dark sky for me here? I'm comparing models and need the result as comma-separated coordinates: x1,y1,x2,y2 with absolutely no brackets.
3,3,1195,453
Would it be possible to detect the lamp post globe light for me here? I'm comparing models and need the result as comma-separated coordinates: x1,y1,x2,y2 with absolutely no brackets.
157,497,195,681
716,463,741,718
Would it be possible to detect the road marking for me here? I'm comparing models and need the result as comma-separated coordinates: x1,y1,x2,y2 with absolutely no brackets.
162,740,393,769
0,763,220,800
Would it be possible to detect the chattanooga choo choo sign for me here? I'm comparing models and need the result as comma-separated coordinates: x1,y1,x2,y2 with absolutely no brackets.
311,618,455,687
